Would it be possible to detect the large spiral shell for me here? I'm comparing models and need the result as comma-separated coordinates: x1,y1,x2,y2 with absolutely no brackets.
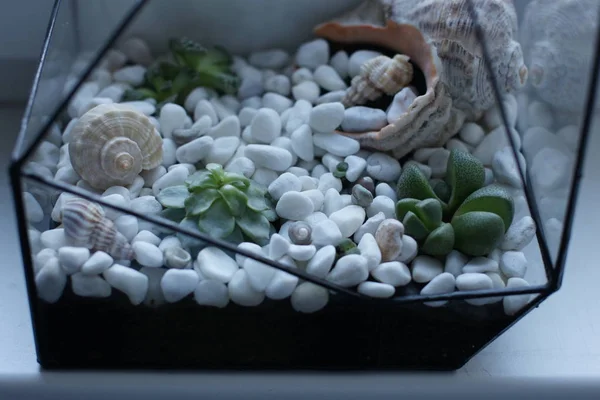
68,103,163,190
61,197,134,260
343,54,413,107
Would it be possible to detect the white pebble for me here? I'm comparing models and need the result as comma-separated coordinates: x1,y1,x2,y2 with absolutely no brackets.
386,87,417,124
175,136,214,164
265,265,299,300
228,269,265,306
287,244,317,261
34,249,57,275
235,242,264,267
113,65,146,85
396,234,418,264
54,166,79,185
119,37,152,65
268,233,290,260
309,102,345,133
160,138,177,168
291,282,329,313
41,228,67,250
428,148,450,178
159,103,186,139
264,74,291,96
326,254,369,288
24,192,44,223
412,255,443,283
289,124,315,162
343,155,366,182
317,173,342,193
35,258,67,303
291,67,313,85
243,256,276,291
81,251,113,275
500,216,536,251
473,126,521,166
445,138,471,153
367,196,395,219
459,122,485,146
194,100,218,125
302,189,324,211
421,272,456,307
358,281,395,298
139,166,166,187
207,115,240,139
531,147,572,193
503,277,532,315
262,92,293,114
444,250,468,277
276,191,314,220
295,39,329,70
101,193,129,220
292,81,320,103
462,257,499,274
238,107,258,127
311,219,342,247
71,273,112,298
528,101,553,129
329,50,349,78
313,65,347,91
194,279,229,308
252,168,279,186
500,251,527,278
299,175,318,191
211,97,236,119
160,269,199,303
184,87,213,113
204,136,239,165
313,133,360,157
329,205,366,238
371,261,411,287
266,173,300,201
197,247,239,283
354,212,385,244
322,153,343,172
492,146,524,188
288,167,309,177
132,241,163,268
486,272,506,303
158,236,183,252
375,183,397,203
456,272,493,306
96,84,125,102
245,144,293,171
130,196,162,214
225,157,255,178
236,64,264,100
366,153,401,181
114,215,138,242
357,233,382,271
316,90,346,105
103,264,148,305
342,106,387,133
311,164,328,179
249,48,289,69
348,50,382,77
285,100,312,133
250,108,281,143
306,245,336,278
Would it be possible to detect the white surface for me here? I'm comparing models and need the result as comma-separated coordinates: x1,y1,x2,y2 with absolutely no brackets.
1,105,599,388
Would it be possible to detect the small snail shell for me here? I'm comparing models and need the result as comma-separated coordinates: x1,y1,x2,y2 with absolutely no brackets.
69,103,163,190
289,221,312,245
61,197,134,260
343,54,413,107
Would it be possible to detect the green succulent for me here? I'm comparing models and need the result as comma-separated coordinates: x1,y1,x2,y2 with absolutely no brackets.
157,164,276,246
123,37,240,107
395,149,514,257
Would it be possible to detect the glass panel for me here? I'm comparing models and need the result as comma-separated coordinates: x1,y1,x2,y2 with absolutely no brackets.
515,0,600,264
13,0,142,160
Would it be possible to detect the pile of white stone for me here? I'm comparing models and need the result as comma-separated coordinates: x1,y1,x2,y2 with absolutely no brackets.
23,36,549,315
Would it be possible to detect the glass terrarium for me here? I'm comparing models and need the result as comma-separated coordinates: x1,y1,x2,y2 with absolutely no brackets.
9,0,598,370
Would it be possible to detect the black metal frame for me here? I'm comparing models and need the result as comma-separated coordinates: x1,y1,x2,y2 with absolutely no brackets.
7,0,597,370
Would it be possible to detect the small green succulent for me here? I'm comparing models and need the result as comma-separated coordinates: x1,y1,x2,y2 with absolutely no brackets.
123,37,240,107
157,164,276,246
395,149,514,257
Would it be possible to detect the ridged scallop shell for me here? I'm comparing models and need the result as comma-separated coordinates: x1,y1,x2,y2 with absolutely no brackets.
315,20,464,158
61,197,134,260
521,0,600,112
343,54,413,106
69,103,163,190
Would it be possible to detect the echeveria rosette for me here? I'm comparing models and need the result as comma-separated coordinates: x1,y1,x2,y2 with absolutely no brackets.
395,149,514,257
157,164,275,246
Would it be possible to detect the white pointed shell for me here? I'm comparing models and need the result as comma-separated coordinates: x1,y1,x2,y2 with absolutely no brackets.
343,54,413,106
382,0,527,115
61,197,134,260
69,103,163,190
521,0,600,111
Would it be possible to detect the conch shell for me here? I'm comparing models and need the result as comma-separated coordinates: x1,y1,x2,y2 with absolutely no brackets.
69,103,163,190
61,197,134,260
521,0,600,112
343,54,413,107
315,20,463,158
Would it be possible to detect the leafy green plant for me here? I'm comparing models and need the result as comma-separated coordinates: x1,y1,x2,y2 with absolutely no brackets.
157,164,276,246
123,37,240,107
395,149,514,257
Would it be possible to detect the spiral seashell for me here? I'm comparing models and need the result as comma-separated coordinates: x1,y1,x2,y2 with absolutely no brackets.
61,197,134,260
69,103,163,190
343,54,413,107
